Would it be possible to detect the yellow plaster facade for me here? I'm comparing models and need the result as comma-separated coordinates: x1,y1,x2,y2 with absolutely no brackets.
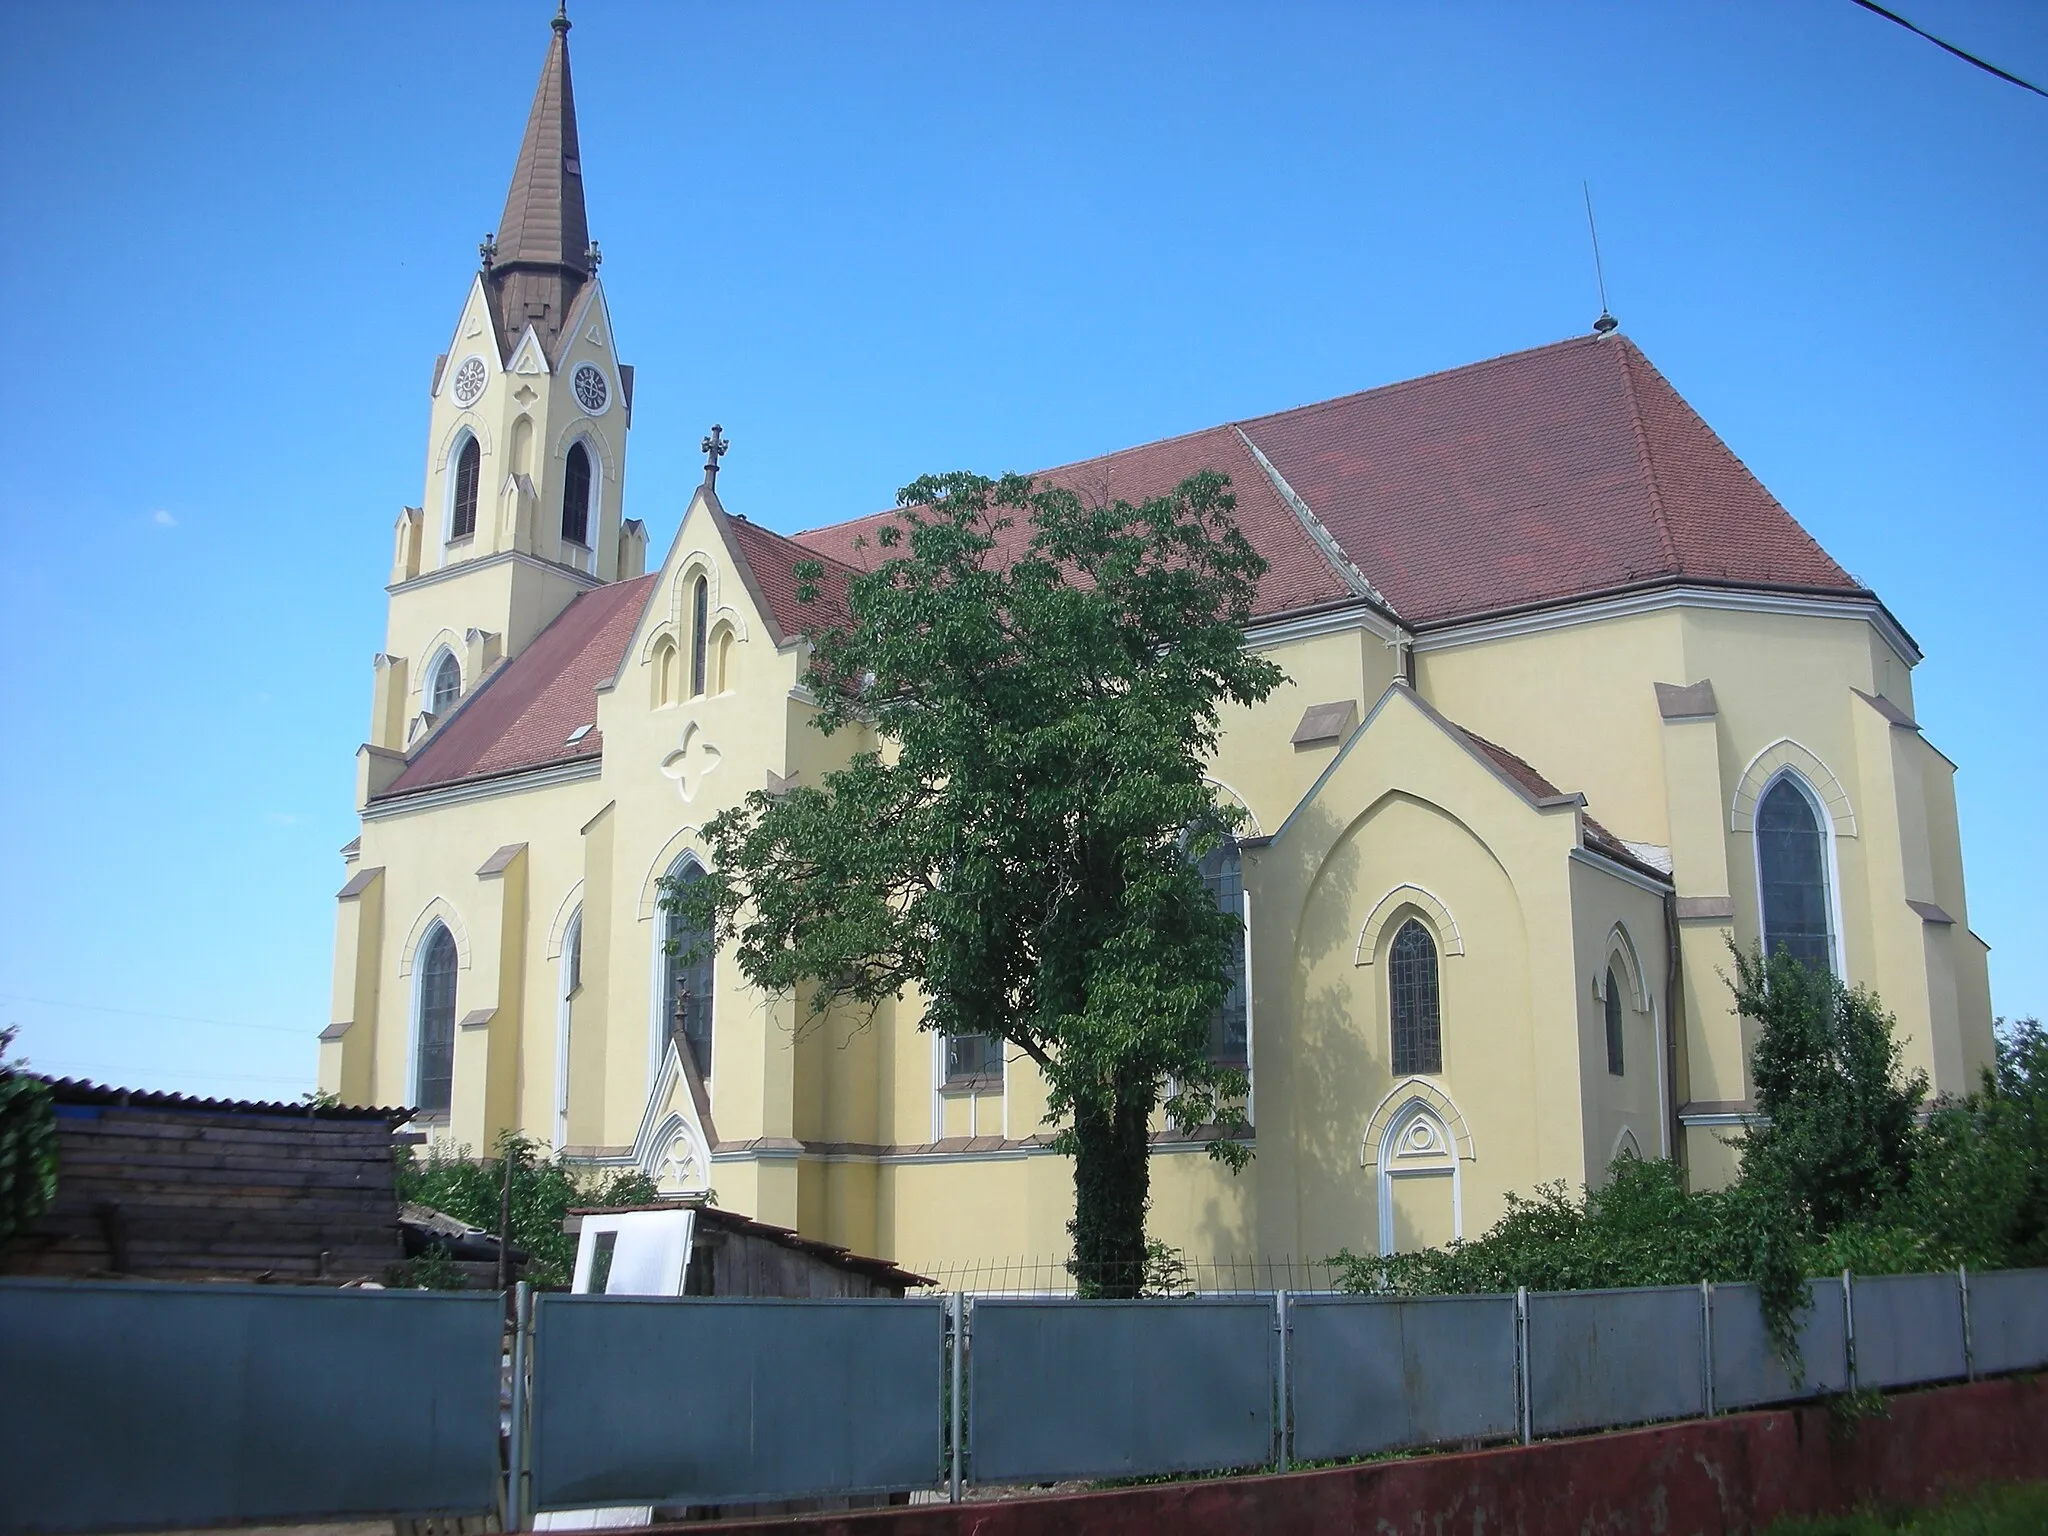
321,18,1993,1277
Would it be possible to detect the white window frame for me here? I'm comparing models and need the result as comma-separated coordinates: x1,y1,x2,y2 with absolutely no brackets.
1376,1098,1462,1256
424,646,462,718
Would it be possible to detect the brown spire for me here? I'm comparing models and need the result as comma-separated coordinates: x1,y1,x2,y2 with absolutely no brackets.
484,5,593,362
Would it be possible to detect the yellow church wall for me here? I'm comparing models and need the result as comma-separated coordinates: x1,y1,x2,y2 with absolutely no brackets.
1413,608,1686,845
1567,855,1672,1174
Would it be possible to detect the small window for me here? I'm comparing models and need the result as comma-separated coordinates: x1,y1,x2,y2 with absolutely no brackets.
689,575,709,698
715,628,735,693
561,441,592,548
1199,836,1248,1068
1389,918,1442,1076
450,436,481,541
1758,776,1834,974
415,923,458,1115
652,636,678,707
1604,966,1625,1076
428,651,461,717
944,1033,1002,1086
662,858,715,1079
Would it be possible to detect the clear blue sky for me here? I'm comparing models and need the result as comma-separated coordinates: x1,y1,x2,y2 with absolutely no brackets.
1,2,2041,1102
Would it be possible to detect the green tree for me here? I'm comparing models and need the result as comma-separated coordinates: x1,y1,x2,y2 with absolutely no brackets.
0,1028,58,1258
666,469,1281,1295
1732,945,1926,1235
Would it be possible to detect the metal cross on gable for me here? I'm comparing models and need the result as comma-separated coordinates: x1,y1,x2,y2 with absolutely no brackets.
701,424,729,486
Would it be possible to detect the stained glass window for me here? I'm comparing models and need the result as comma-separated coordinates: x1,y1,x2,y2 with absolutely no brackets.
1200,836,1249,1068
1390,918,1441,1076
415,923,457,1115
662,859,715,1079
429,652,461,717
1605,965,1625,1076
690,576,709,698
1758,777,1834,974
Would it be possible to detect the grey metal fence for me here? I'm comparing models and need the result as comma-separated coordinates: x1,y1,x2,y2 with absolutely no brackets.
1709,1279,1850,1411
0,1279,503,1536
1966,1267,2048,1377
527,1294,946,1512
966,1297,1275,1484
9,1265,2048,1535
1289,1292,1520,1459
1525,1284,1708,1436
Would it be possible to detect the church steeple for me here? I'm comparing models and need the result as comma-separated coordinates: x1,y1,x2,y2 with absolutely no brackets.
484,4,593,363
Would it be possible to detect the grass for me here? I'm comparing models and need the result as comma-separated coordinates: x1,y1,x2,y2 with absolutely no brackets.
1764,1482,2048,1534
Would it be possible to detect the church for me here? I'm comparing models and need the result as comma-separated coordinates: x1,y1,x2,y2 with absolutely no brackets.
320,11,1993,1274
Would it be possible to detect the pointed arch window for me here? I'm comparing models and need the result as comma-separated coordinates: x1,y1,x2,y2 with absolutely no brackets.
451,436,481,541
428,651,461,717
1389,918,1442,1076
561,441,593,548
415,923,458,1115
1199,836,1249,1068
689,575,709,698
662,857,715,1080
1757,775,1835,974
1605,966,1625,1076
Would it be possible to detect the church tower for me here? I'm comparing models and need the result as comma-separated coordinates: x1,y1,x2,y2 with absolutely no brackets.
369,6,645,756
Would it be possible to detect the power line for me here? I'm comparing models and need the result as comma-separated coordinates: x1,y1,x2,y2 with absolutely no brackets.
0,994,310,1037
1849,0,2048,99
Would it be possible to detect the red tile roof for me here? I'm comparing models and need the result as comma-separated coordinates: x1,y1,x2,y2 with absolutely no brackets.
1450,717,1672,886
721,510,855,642
798,334,1860,629
794,424,1359,621
1236,335,1857,625
377,574,655,800
370,336,1871,802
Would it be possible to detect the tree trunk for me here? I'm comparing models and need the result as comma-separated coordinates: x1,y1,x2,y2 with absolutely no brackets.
1067,1074,1153,1298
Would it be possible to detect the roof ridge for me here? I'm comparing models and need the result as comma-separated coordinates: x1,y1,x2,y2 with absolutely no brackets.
1612,338,1683,575
792,422,1245,540
1236,334,1607,434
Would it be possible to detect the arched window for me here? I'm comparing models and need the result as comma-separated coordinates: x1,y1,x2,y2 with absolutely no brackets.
1604,965,1625,1076
561,441,592,548
715,628,734,694
428,651,461,717
415,923,458,1115
652,636,678,707
450,436,481,541
1199,836,1248,1067
1757,775,1834,974
1389,918,1441,1076
662,857,715,1079
689,575,709,698
556,910,582,1148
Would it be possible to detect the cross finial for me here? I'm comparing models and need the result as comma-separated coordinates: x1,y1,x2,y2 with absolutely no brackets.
585,239,602,273
701,425,729,487
479,232,498,271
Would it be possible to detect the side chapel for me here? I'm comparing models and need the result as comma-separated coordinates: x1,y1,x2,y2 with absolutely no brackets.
322,12,1994,1269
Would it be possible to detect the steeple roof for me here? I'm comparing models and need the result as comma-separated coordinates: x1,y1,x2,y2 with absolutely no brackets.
485,6,592,363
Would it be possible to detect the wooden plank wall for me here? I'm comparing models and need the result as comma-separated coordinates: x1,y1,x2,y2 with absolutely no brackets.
3,1106,405,1283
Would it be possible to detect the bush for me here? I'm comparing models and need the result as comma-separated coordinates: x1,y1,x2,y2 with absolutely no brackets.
1331,948,2042,1366
395,1131,660,1288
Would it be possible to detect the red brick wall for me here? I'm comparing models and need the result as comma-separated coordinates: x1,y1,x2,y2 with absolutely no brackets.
662,1374,2047,1536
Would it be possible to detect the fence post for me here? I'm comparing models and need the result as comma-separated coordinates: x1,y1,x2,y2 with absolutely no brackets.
1516,1286,1532,1445
1274,1290,1290,1473
948,1292,965,1503
1959,1265,1974,1383
1842,1269,1857,1394
506,1281,532,1532
1700,1280,1715,1418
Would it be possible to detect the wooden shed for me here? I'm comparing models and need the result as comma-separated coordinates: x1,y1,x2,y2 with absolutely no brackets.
565,1201,932,1297
2,1078,411,1284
